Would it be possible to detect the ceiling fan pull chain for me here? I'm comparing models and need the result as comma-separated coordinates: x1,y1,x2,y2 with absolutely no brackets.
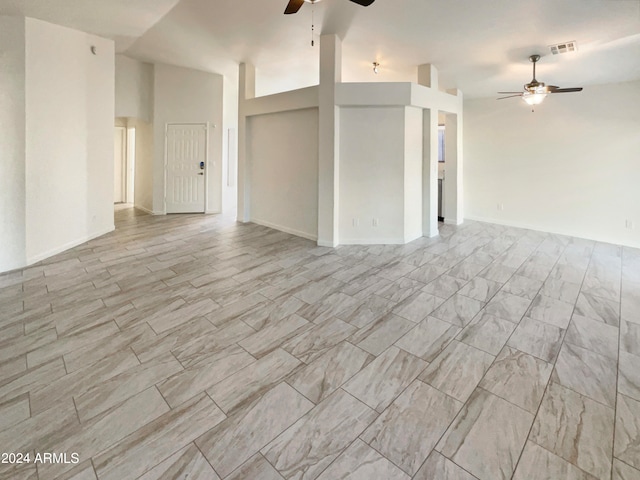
311,4,315,46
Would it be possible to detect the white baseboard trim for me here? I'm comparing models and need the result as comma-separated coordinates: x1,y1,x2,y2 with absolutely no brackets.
339,237,407,245
250,218,318,242
464,215,640,249
444,218,464,225
27,225,115,266
317,239,338,248
465,215,575,235
404,231,423,244
465,215,536,229
134,205,154,215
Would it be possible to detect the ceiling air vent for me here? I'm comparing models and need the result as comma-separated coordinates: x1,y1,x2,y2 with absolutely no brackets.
549,41,577,55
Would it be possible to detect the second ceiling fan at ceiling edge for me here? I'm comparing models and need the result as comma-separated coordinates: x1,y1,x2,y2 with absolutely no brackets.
497,54,584,110
284,0,375,15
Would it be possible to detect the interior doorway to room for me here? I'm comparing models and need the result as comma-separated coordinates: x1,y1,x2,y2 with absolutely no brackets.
113,124,136,204
114,126,126,203
165,123,207,214
438,124,445,222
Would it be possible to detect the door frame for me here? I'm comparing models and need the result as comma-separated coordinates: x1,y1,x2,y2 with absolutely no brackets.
163,122,209,214
114,126,127,204
125,126,136,204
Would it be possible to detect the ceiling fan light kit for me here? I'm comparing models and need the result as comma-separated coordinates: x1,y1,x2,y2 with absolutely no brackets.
522,92,547,106
497,54,583,111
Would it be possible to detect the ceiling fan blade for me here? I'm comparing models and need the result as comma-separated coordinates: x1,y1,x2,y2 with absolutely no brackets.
284,0,305,14
549,87,583,93
498,91,524,94
349,0,375,5
497,95,522,100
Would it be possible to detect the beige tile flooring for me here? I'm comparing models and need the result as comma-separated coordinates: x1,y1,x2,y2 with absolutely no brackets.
1,206,639,480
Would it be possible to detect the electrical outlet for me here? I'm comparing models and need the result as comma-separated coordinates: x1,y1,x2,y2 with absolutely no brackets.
625,220,634,230
352,218,359,227
372,218,379,227
497,203,504,211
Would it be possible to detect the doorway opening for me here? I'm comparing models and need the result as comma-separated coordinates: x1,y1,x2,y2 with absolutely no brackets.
438,123,445,222
114,121,136,205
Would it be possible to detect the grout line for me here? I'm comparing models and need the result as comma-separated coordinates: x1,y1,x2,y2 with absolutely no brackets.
446,232,567,478
510,238,596,477
610,246,624,480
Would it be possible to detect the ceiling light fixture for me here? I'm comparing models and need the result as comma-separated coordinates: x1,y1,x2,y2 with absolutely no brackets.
522,91,547,106
373,62,379,74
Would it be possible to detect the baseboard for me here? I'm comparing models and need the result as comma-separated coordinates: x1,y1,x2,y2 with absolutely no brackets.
317,239,338,248
339,237,407,245
464,214,640,249
444,218,464,225
27,225,115,266
134,204,154,215
404,231,423,244
250,218,318,242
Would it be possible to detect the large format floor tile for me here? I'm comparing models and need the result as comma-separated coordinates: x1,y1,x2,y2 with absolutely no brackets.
419,340,494,402
479,346,553,413
0,207,634,480
530,382,614,480
343,346,426,412
261,389,377,480
436,388,534,480
551,342,618,408
413,451,478,480
361,380,462,475
315,439,410,480
196,382,313,477
512,441,598,480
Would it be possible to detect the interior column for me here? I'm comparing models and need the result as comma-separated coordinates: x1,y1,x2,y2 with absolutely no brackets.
237,62,255,222
317,34,341,247
418,64,440,237
444,91,463,224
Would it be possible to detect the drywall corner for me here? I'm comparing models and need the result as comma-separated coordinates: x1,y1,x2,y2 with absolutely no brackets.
0,16,27,272
24,18,115,263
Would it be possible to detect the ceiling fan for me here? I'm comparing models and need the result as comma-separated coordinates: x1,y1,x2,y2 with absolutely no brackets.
497,55,583,108
284,0,375,15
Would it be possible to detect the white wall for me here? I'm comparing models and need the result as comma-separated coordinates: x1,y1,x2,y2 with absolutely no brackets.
339,106,406,243
153,63,223,214
248,108,319,239
404,107,423,241
0,16,26,272
24,18,115,264
465,80,640,248
222,74,238,217
115,55,153,123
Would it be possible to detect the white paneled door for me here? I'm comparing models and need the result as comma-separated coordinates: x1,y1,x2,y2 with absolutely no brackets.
165,124,207,213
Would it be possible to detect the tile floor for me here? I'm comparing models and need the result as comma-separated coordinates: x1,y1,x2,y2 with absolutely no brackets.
0,206,639,480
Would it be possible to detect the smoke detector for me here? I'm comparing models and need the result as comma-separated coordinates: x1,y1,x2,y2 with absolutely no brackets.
549,41,577,55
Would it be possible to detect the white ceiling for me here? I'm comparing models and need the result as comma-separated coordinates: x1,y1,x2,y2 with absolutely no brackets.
2,0,640,97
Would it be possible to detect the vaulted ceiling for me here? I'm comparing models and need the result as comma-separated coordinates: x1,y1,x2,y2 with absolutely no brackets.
2,0,640,97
